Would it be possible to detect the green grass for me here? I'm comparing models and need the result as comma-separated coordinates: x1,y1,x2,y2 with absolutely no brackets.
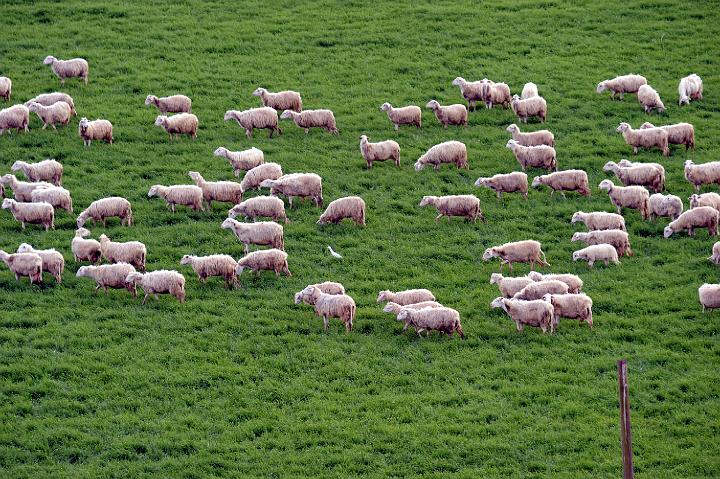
1,0,719,477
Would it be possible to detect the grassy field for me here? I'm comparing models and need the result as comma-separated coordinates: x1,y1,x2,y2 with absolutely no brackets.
1,0,719,477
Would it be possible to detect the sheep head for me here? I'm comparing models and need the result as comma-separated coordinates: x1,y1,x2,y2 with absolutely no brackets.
505,139,517,149
474,177,488,188
506,124,519,133
482,248,499,261
279,110,294,120
531,176,545,188
43,55,56,65
663,226,674,238
572,251,581,261
154,115,168,127
425,100,439,110
213,147,227,157
596,81,607,94
10,161,25,172
76,266,93,277
489,273,502,284
571,232,586,242
418,196,436,207
376,290,391,303
570,212,585,224
489,297,506,310
598,180,614,191
223,111,236,122
252,88,266,97
125,272,143,285
396,309,411,322
382,302,400,314
527,271,542,281
16,243,33,253
451,77,465,87
640,122,655,129
689,194,700,207
98,234,109,243
413,161,425,172
380,103,392,112
220,218,235,230
1,198,13,209
602,161,619,173
616,122,630,133
144,95,158,107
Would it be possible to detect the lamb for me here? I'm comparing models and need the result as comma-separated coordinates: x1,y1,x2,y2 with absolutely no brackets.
11,159,63,185
481,79,512,108
396,307,464,338
214,147,264,177
616,122,669,156
451,77,484,111
709,242,720,264
510,95,547,123
531,170,590,197
512,280,569,301
418,195,484,223
684,160,720,192
0,250,43,284
148,185,203,213
125,271,186,304
1,199,54,230
678,74,703,106
689,193,720,211
76,197,133,227
144,94,192,114
221,219,284,253
16,243,64,283
572,244,620,267
380,103,421,130
647,194,683,221
252,88,302,112
0,174,52,201
598,180,649,219
482,240,549,272
188,171,242,209
31,186,72,213
414,141,468,171
490,297,554,334
229,196,287,223
382,300,443,318
489,273,533,298
596,74,647,99
505,123,554,147
180,254,239,288
260,173,323,208
425,100,467,128
505,140,556,171
280,109,338,134
527,271,583,294
698,283,720,312
224,108,281,139
234,249,291,280
78,118,113,146
0,77,10,101
571,230,633,257
542,293,593,328
637,84,665,113
0,104,29,134
43,56,88,85
99,234,147,271
154,113,198,140
317,196,366,226
603,160,664,192
663,206,719,238
571,211,626,232
240,163,283,195
377,289,435,306
294,281,346,304
474,172,529,201
72,228,101,263
359,135,400,168
25,92,75,116
295,285,356,332
640,122,695,150
26,101,71,129
521,82,538,99
76,263,137,295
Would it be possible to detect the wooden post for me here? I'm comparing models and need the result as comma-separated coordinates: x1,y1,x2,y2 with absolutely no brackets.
617,359,634,479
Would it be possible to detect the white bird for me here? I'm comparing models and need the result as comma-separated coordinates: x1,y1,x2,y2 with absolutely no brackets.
327,246,343,259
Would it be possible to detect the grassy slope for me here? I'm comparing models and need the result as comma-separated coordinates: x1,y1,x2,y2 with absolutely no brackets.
1,0,719,477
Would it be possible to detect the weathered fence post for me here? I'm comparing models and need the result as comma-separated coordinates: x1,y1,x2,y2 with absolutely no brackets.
617,359,634,479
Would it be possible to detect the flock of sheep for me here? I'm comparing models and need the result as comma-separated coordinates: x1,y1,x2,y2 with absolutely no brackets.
0,56,718,335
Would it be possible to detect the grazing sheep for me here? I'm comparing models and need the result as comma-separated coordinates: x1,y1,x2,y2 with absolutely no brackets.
72,228,101,263
76,197,133,227
382,300,443,318
512,279,569,301
16,243,64,283
678,74,703,106
425,100,467,128
1,199,54,230
419,195,484,223
481,79,512,108
214,147,264,177
616,122,669,156
663,206,719,238
527,271,583,294
596,74,647,99
598,180,649,219
78,117,112,146
571,211,626,232
145,94,192,114
188,171,242,210
294,281,346,304
43,56,88,85
31,186,72,212
235,249,291,279
280,109,338,134
252,88,302,112
414,141,468,171
709,242,720,264
506,123,554,147
11,159,63,185
155,113,198,140
474,172,529,201
296,285,356,332
229,196,287,223
572,230,633,257
532,170,590,197
27,101,71,129
490,273,533,298
699,283,720,312
377,289,435,306
511,95,547,123
318,196,366,226
521,82,538,99
690,193,720,212
506,140,556,171
0,250,43,284
0,77,11,101
240,163,283,194
0,104,29,134
76,263,137,295
637,84,665,113
221,219,284,253
648,194,683,221
603,160,664,192
0,174,52,201
260,173,323,208
380,103,421,130
147,185,203,213
483,240,549,272
684,160,720,193
25,92,75,116
640,121,695,150
224,108,281,139
99,234,147,271
359,135,400,168
543,293,593,328
180,254,238,288
396,307,464,338
451,77,484,110
125,271,185,304
572,244,620,267
490,297,554,334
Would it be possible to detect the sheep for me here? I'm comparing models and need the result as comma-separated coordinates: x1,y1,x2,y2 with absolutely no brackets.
295,285,356,332
16,243,64,283
474,172,529,201
489,273,533,298
451,77,484,111
698,283,720,312
510,95,547,123
640,122,695,150
31,186,72,213
572,244,620,268
72,228,101,263
377,289,435,305
571,211,626,232
11,159,63,185
180,254,239,288
603,160,664,192
77,197,133,227
527,271,583,294
419,195,484,223
506,140,556,171
690,193,720,212
214,147,264,177
396,307,465,338
425,100,467,128
709,242,720,264
490,297,555,334
144,94,192,114
663,206,719,238
221,219,284,253
598,180,650,219
0,174,52,201
26,101,72,130
0,250,43,284
229,196,287,223
571,230,633,257
318,196,366,226
647,194,683,221
521,82,538,99
240,163,283,195
532,170,590,197
125,271,185,304
294,281,346,304
78,118,112,146
0,104,29,134
188,171,242,210
99,234,147,271
260,173,323,208
235,249,291,280
25,92,75,116
1,199,54,230
155,113,198,140
678,74,703,106
414,141,468,171
0,77,11,101
616,159,665,175
637,85,665,113
483,240,549,272
76,263,137,295
616,122,669,157
382,300,443,318
252,88,302,112
359,135,400,168
481,79,512,108
512,280,569,301
224,108,281,139
596,74,647,99
147,184,203,213
543,293,593,328
684,160,720,193
43,56,88,85
380,103,421,130
280,109,338,134
505,123,554,147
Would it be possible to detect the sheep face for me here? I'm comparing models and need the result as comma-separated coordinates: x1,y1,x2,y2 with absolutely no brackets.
213,147,226,157
376,290,390,303
154,116,167,127
413,161,425,172
259,179,275,189
99,234,109,242
663,226,674,238
359,135,367,143
252,88,266,97
684,160,693,170
125,272,142,285
179,255,193,265
474,178,488,187
1,198,13,209
235,264,246,276
489,273,502,284
43,56,56,65
293,291,303,304
572,252,582,261
602,161,618,173
570,212,584,224
10,161,23,172
616,123,630,133
188,171,202,183
144,95,157,106
147,185,161,197
689,194,699,207
380,103,391,112
76,214,87,228
27,102,40,113
505,139,517,149
223,111,234,122
220,218,234,230
76,227,91,237
596,82,607,94
598,180,613,191
451,77,464,86
16,243,33,253
506,124,519,134
531,176,544,188
279,110,294,120
679,94,690,106
482,248,499,261
542,293,552,303
490,297,505,309
0,174,12,185
418,196,436,208
571,232,585,242
425,100,439,110
76,266,92,277
396,309,410,322
382,303,397,313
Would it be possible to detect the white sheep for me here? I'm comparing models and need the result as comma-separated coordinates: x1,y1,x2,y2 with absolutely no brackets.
709,242,720,264
359,135,400,168
481,79,511,108
0,77,11,101
419,195,484,223
296,285,356,332
684,160,720,193
414,141,468,171
27,101,72,129
663,206,719,238
382,300,443,319
598,179,649,219
510,95,547,123
571,211,626,232
527,271,583,294
43,56,88,85
180,254,239,288
99,234,147,271
72,228,101,263
396,307,465,338
240,163,283,194
0,104,29,134
318,196,366,226
483,240,549,272
532,170,590,197
280,109,338,134
11,159,63,185
451,77,484,110
571,230,633,257
148,184,204,213
0,174,52,201
637,84,665,113
78,117,113,146
512,279,569,301
188,171,242,210
603,160,664,192
145,94,192,114
224,108,281,138
235,249,291,280
474,172,529,201
425,100,467,128
699,283,720,312
572,244,620,268
640,121,695,151
543,293,593,329
125,271,186,304
76,197,133,227
596,74,647,99
616,122,669,157
214,147,264,177
648,194,683,221
260,173,323,208
229,196,287,223
521,82,538,99
505,123,554,147
294,282,346,304
678,74,703,106
155,113,198,140
0,250,43,285
25,92,75,116
506,140,556,171
380,103,421,130
76,263,137,295
252,88,302,112
221,219,284,253
490,297,555,334
377,289,435,305
1,199,54,230
16,243,64,283
689,193,720,212
489,273,533,298
31,186,72,213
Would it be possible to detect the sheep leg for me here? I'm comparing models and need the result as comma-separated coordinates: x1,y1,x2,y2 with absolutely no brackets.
245,128,252,139
142,293,149,305
51,124,57,130
323,316,329,332
434,214,443,223
688,227,694,237
244,243,249,255
515,321,523,332
41,123,48,130
588,259,595,268
154,294,159,301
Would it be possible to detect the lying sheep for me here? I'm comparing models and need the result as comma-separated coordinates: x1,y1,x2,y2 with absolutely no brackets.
532,170,590,197
0,250,43,284
11,159,63,185
224,108,281,139
125,271,186,304
690,193,720,211
188,171,242,209
397,307,464,338
145,94,192,114
414,141,468,171
252,88,302,112
481,79,512,108
318,196,366,226
596,74,647,99
543,293,593,328
684,160,720,193
451,77,484,111
490,273,533,298
572,244,620,267
419,195,484,223
512,279,569,301
648,194,683,221
490,297,554,334
709,242,720,264
25,92,75,116
260,173,323,208
235,249,291,280
296,285,356,332
180,254,239,288
0,104,29,134
155,113,198,140
483,240,549,272
640,121,695,150
521,82,538,99
27,101,72,129
43,56,88,85
425,100,467,128
377,289,435,306
598,180,649,219
1,199,54,230
506,140,556,171
616,122,669,156
527,271,583,294
280,109,338,134
0,77,11,101
148,184,204,213
359,135,400,168
76,263,137,295
678,74,703,106
571,211,626,232
99,234,147,271
16,243,64,283
698,283,720,312
603,160,664,192
221,218,284,253
72,228,101,263
294,281,346,304
510,95,547,123
637,84,665,113
77,197,133,227
214,147,264,177
572,230,633,257
31,186,72,213
241,163,283,195
0,174,52,201
663,206,719,238
506,123,554,147
382,300,443,319
380,103,421,130
229,196,286,223
78,117,113,146
474,172,529,201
